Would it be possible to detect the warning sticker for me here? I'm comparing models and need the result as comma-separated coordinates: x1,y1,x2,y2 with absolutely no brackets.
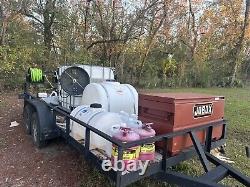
112,146,140,160
140,143,155,153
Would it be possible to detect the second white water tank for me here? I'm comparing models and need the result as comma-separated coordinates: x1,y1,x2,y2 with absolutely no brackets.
81,82,138,115
70,105,124,157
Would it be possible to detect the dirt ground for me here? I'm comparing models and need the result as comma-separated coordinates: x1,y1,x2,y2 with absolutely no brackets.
0,93,87,187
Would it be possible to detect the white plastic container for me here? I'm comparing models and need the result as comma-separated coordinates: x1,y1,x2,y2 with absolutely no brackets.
70,105,125,157
81,82,138,115
38,93,48,98
41,91,59,105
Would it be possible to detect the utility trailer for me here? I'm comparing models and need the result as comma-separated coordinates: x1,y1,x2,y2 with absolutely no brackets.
20,67,250,187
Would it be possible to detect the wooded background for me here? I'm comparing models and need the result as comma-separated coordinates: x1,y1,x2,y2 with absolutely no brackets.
1,0,250,89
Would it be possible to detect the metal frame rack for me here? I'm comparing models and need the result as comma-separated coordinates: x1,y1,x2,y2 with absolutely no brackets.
21,89,250,187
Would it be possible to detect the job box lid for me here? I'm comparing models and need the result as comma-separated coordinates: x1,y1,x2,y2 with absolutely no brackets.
139,92,224,104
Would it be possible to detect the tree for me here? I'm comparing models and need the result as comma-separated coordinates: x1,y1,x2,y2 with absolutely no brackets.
1,0,250,88
21,0,58,65
0,0,21,46
230,0,250,86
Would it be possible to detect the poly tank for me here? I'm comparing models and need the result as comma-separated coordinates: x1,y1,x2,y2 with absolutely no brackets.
70,104,125,157
81,82,138,115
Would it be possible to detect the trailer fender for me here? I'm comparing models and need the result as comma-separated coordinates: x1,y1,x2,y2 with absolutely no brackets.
24,99,59,141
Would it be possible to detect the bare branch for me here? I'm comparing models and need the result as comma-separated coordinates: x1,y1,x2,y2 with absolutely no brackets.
21,5,44,25
87,37,139,50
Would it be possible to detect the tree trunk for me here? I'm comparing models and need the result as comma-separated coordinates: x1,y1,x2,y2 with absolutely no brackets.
245,60,250,81
0,19,7,46
188,0,198,61
230,0,250,86
112,0,159,76
137,10,167,85
43,0,56,65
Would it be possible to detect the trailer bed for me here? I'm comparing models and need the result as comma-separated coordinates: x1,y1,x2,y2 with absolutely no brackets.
21,92,250,187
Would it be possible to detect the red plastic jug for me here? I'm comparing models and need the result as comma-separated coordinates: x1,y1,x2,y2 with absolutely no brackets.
134,123,156,161
111,127,140,169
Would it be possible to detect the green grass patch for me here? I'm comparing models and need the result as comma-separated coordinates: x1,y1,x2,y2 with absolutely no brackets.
0,99,6,108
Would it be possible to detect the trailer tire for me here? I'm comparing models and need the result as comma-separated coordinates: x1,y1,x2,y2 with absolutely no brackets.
31,112,46,148
23,105,33,134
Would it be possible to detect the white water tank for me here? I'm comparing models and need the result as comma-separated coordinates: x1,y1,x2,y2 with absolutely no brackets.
70,104,125,157
81,82,138,115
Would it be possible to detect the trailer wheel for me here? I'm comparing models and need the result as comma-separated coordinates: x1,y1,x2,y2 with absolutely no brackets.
31,112,46,148
23,105,33,134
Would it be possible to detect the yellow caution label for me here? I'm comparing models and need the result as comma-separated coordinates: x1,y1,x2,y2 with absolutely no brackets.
140,143,155,153
136,146,140,158
112,146,140,160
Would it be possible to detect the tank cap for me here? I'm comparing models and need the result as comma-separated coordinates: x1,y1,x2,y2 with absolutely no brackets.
90,103,102,108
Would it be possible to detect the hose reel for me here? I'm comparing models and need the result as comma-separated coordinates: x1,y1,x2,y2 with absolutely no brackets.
26,68,45,83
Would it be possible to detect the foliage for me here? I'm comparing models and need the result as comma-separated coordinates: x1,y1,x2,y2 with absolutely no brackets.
0,0,250,88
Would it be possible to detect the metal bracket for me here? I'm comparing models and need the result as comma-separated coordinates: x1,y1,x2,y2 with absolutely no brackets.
205,126,213,152
206,153,250,186
189,131,211,172
156,171,223,187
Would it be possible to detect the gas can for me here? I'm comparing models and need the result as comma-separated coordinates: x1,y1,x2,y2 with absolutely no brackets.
134,124,156,161
111,127,140,169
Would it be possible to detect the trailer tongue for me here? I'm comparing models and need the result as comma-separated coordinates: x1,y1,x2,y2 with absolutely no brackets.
20,66,250,187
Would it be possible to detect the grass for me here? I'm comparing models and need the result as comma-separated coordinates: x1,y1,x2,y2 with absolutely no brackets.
0,98,6,108
81,87,250,187
0,98,7,149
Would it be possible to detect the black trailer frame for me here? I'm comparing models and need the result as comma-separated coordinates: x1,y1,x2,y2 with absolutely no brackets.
21,91,250,187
